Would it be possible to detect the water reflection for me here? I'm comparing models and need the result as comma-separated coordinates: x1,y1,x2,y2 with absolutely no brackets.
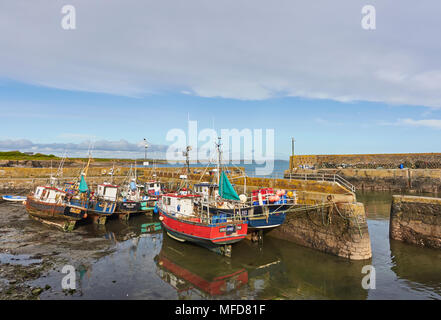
243,238,368,300
152,233,370,300
390,240,441,298
155,236,249,299
357,191,393,220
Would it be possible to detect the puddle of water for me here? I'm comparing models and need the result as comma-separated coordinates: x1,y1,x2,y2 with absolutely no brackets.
0,253,42,266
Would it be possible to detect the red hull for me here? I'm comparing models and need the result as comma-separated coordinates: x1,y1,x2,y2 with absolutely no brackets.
158,255,248,296
159,209,248,246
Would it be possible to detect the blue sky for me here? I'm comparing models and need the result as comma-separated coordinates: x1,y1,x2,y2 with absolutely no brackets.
0,1,440,159
1,80,440,159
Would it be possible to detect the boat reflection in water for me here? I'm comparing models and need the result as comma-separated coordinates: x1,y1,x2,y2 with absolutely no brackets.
154,231,371,300
154,235,249,298
154,234,287,299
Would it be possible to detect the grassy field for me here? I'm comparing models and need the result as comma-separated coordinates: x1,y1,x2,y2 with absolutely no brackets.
0,151,59,160
0,151,168,163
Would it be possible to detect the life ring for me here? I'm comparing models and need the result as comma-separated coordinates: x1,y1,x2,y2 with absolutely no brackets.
217,201,224,207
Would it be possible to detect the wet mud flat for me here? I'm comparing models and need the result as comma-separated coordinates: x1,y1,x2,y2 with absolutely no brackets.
0,201,118,299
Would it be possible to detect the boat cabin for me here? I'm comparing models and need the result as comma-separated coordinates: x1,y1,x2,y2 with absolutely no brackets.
34,186,66,204
145,181,162,195
96,184,119,201
160,194,201,217
193,183,219,202
121,179,144,201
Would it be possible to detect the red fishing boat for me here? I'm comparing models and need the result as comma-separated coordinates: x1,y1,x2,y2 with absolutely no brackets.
158,192,248,257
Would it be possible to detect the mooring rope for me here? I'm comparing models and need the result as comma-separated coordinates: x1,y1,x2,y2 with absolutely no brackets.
332,202,363,238
283,200,363,238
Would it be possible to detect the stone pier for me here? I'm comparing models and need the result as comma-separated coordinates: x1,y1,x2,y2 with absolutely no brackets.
390,195,441,249
287,153,441,192
268,201,372,260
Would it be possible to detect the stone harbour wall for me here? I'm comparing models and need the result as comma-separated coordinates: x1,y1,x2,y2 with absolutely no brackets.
290,153,441,169
285,168,441,193
390,195,441,249
268,202,372,260
0,166,354,198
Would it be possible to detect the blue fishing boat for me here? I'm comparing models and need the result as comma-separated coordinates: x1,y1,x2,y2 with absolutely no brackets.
64,175,117,225
2,195,27,202
193,138,296,232
113,166,161,220
195,173,295,231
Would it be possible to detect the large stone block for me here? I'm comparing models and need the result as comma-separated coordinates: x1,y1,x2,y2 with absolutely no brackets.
390,195,441,249
268,202,372,260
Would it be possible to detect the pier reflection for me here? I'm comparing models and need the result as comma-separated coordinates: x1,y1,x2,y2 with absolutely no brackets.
390,240,441,297
266,237,369,300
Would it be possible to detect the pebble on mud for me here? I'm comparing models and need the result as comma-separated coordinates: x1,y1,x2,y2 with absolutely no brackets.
31,288,43,296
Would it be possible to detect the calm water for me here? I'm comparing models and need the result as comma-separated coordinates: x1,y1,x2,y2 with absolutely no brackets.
28,190,441,300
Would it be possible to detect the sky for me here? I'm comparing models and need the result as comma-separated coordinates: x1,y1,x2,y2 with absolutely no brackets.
0,1,440,160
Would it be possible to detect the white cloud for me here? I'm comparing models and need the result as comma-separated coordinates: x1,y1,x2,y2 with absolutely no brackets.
0,1,441,107
380,118,441,130
397,118,441,130
0,139,169,158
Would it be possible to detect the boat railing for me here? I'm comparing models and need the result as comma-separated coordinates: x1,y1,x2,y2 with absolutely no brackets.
197,192,298,210
245,191,297,207
198,201,247,225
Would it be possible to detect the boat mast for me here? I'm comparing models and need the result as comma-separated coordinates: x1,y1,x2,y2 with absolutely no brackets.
111,161,115,184
80,142,94,186
56,152,66,179
50,160,53,186
182,145,192,190
216,137,222,186
185,146,192,175
83,149,92,178
135,159,137,183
